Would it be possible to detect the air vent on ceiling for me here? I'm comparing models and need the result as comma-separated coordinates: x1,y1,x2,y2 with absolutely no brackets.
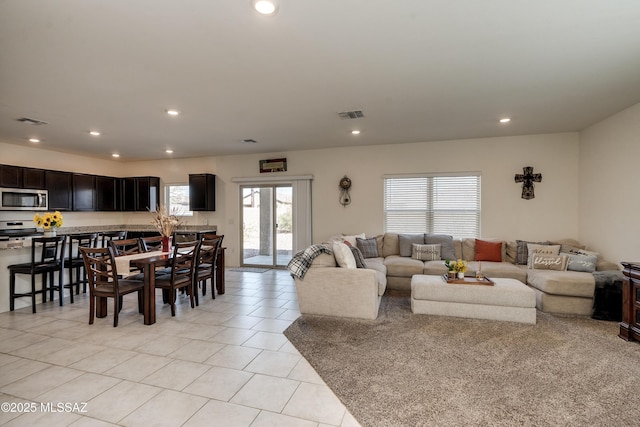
337,110,364,120
16,117,48,125
242,139,257,144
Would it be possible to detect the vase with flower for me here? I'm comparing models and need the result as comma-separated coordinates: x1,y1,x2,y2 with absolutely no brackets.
444,259,468,280
149,205,183,252
33,211,64,237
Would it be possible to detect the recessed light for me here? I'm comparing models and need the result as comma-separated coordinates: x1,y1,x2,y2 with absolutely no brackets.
166,109,180,116
89,130,101,136
351,130,361,135
29,138,40,143
165,149,174,154
499,118,511,123
112,153,120,158
252,0,278,15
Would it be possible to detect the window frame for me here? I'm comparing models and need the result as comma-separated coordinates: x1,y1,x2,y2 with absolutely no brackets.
164,183,193,217
383,172,481,238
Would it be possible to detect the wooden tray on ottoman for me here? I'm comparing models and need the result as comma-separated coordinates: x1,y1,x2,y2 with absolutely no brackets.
442,274,495,286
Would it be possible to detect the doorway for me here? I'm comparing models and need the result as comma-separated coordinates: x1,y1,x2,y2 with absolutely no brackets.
241,185,293,268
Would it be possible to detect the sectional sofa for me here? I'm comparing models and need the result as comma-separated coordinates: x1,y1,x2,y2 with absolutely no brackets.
292,233,619,320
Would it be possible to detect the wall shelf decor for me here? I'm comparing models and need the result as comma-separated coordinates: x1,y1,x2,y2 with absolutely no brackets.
259,158,287,173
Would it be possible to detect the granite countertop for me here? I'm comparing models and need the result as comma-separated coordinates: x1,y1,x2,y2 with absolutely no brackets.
53,224,217,235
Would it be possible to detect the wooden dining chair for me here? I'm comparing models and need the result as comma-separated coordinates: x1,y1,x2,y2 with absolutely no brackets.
9,235,67,313
195,234,224,305
80,246,144,327
141,235,163,252
154,240,201,316
109,238,143,256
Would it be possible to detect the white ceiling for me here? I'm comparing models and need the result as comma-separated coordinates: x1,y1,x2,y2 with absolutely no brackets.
1,0,640,161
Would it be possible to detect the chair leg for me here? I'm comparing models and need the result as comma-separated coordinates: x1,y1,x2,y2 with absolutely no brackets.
89,295,95,325
189,284,195,309
137,292,143,314
32,273,39,313
202,278,207,296
10,272,15,311
170,288,176,316
193,278,199,307
113,295,120,327
58,268,64,306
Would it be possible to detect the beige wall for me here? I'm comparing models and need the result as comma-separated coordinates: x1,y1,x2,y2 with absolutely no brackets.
579,102,640,265
2,132,581,266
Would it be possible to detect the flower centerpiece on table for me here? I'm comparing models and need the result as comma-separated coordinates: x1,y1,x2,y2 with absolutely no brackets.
444,259,468,279
149,205,183,252
33,211,64,236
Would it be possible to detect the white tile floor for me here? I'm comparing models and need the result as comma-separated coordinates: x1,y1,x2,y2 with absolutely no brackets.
0,269,362,427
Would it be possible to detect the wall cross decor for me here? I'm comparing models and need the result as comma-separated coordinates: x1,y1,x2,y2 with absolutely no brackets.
514,166,542,200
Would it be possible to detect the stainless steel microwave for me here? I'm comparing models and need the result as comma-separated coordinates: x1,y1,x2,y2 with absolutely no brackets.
0,187,48,211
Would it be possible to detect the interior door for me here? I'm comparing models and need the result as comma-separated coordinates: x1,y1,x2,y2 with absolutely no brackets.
241,185,293,268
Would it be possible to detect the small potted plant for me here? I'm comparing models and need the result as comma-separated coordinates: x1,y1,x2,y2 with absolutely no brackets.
444,259,457,279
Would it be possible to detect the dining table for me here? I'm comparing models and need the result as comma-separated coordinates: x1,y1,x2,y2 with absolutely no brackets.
96,247,227,325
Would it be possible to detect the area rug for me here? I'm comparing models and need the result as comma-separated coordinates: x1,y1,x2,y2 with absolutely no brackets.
284,291,640,427
228,267,271,273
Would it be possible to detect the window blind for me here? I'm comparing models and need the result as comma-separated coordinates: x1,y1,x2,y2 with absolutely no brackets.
383,174,480,238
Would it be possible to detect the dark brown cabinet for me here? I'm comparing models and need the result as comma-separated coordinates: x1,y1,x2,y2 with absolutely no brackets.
0,164,22,188
96,176,118,211
45,170,73,211
72,173,96,211
122,176,160,211
189,174,216,211
620,262,640,343
22,168,45,189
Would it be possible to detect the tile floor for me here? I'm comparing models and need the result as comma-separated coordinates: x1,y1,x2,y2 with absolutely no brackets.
0,269,362,427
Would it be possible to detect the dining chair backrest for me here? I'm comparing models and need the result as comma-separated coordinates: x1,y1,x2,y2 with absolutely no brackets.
171,240,201,285
199,234,224,268
173,232,198,244
141,235,163,252
109,238,142,256
80,246,118,289
100,230,127,248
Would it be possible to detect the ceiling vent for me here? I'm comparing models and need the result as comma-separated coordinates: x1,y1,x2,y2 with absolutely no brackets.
337,110,364,120
16,117,48,125
242,139,257,144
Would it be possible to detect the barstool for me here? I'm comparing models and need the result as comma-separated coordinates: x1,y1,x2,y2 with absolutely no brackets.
66,233,99,303
100,230,127,248
9,235,67,313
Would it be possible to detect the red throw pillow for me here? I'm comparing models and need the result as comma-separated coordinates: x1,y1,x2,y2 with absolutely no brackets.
475,239,502,262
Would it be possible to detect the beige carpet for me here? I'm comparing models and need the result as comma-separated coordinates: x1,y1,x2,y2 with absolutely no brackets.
284,291,640,427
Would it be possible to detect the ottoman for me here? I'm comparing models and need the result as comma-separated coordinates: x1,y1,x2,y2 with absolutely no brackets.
411,275,536,324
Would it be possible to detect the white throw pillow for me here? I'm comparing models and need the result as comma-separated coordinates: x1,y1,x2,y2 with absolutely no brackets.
333,241,357,269
341,233,366,246
526,243,561,268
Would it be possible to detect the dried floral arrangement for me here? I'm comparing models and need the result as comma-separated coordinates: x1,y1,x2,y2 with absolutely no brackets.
149,205,183,237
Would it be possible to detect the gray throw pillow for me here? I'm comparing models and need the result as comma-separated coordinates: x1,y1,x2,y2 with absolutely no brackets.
356,237,379,258
398,234,425,257
516,240,549,265
425,234,455,260
565,253,597,273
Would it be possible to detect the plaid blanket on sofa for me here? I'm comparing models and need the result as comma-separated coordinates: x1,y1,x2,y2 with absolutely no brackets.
287,244,333,280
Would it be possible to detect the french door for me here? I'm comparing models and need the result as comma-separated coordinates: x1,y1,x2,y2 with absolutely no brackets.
241,185,293,268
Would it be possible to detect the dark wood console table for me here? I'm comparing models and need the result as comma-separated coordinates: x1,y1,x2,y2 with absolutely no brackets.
619,262,640,342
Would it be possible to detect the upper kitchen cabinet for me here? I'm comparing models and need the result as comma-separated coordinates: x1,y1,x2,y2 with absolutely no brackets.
72,173,96,211
45,170,73,211
122,176,160,211
189,174,216,211
22,168,45,189
95,175,118,211
0,164,22,188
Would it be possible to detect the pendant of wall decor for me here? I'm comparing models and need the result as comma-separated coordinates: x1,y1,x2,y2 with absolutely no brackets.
514,166,542,199
339,176,352,206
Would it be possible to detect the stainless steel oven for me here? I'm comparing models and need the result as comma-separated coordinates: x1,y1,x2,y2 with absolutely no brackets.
0,220,39,249
0,187,48,211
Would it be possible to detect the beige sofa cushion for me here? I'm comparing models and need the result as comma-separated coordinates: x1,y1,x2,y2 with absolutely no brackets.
526,269,595,298
384,255,424,277
469,261,527,283
311,252,337,268
382,233,400,257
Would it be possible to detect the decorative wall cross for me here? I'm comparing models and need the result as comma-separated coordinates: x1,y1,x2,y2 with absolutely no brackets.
514,166,542,200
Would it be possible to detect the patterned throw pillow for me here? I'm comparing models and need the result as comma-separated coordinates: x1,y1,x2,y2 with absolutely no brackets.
564,253,598,272
411,244,441,261
527,244,561,268
356,237,379,258
516,240,549,265
350,246,368,269
530,254,569,271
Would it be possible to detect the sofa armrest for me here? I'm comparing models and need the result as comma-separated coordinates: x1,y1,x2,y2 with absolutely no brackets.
294,267,381,319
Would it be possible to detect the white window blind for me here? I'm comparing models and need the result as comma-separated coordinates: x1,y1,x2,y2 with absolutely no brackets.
383,174,480,238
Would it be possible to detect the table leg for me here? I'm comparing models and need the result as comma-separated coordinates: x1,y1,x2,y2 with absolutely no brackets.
96,297,107,318
143,264,156,325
